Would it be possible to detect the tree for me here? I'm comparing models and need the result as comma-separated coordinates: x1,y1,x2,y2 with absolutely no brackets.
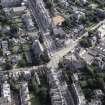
10,25,18,35
96,78,105,91
38,86,49,105
17,59,26,68
79,37,92,48
86,65,95,77
87,79,97,89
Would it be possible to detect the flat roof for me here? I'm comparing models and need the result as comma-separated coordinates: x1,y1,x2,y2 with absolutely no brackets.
2,82,11,103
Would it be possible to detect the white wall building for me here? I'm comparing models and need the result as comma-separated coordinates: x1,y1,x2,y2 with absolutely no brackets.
98,23,105,39
1,81,11,103
1,0,22,7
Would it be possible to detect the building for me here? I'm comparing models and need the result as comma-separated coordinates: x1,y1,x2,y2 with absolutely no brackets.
47,69,75,105
88,99,102,105
2,26,10,34
0,97,11,105
23,71,31,81
2,40,10,56
29,0,52,33
0,73,4,82
93,44,105,56
34,72,41,85
60,53,85,70
80,0,88,5
97,23,105,39
93,56,105,70
71,73,79,83
3,8,12,17
89,4,98,9
71,82,86,105
57,0,69,8
79,48,95,65
94,89,104,99
12,6,26,15
20,82,30,105
53,27,65,37
74,11,86,23
32,40,44,56
1,0,22,7
79,43,105,69
70,73,86,105
1,81,11,103
21,13,34,31
52,15,65,26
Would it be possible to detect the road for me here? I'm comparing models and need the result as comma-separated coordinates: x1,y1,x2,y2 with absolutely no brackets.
47,19,105,69
0,19,104,74
0,19,104,73
0,65,46,73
